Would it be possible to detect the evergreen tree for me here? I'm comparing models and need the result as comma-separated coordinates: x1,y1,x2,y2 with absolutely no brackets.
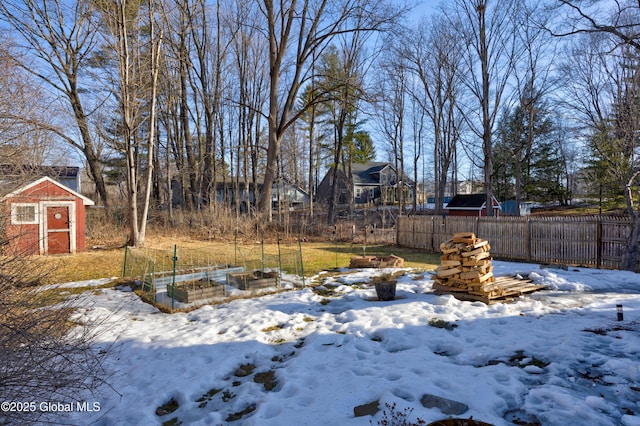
528,138,568,204
493,91,560,210
583,129,626,209
350,130,375,163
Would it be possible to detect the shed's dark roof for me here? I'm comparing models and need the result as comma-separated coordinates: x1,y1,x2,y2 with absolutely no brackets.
445,194,489,209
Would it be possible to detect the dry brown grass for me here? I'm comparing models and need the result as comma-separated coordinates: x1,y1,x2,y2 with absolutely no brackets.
36,237,439,285
28,208,440,285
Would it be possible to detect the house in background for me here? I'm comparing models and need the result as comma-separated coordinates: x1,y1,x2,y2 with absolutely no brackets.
215,179,309,212
0,164,81,193
457,180,485,195
444,193,501,217
1,176,94,255
171,177,309,212
316,161,414,207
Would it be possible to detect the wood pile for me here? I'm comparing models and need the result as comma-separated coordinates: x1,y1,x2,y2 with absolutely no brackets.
433,232,544,303
349,255,404,268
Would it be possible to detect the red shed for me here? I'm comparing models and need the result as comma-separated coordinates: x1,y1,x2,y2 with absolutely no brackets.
444,194,501,217
2,176,94,255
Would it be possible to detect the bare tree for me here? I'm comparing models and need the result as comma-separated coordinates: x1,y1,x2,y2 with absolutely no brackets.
550,0,640,51
375,50,408,212
561,32,640,270
230,0,268,215
159,0,200,210
554,1,640,270
0,0,111,209
0,253,110,425
0,40,72,167
298,84,322,218
445,0,520,215
401,16,465,214
507,2,558,215
318,39,367,224
257,0,403,219
95,0,163,247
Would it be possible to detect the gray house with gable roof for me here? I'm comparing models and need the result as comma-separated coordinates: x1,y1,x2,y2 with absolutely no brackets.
316,161,413,206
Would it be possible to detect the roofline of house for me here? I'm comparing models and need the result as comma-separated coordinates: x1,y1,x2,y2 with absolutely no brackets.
444,204,501,210
1,176,95,206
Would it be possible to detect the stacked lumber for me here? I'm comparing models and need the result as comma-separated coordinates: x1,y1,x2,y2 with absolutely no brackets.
350,255,404,268
433,232,494,292
433,232,545,303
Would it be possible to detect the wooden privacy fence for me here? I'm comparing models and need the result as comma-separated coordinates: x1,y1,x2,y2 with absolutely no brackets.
397,215,637,271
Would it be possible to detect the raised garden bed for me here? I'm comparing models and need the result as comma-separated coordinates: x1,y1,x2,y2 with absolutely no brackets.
171,279,226,303
227,270,279,291
151,266,244,292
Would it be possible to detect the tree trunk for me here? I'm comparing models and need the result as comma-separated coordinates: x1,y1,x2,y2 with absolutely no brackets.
68,87,110,210
137,13,162,247
479,1,494,216
260,124,280,219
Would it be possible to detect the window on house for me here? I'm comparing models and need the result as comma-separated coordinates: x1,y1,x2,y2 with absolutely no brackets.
11,203,38,225
355,188,362,198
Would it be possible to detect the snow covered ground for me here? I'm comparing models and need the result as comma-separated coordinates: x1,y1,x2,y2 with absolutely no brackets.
60,260,639,426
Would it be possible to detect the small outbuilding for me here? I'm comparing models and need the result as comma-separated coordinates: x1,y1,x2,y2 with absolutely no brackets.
501,200,533,216
444,193,501,217
2,176,94,255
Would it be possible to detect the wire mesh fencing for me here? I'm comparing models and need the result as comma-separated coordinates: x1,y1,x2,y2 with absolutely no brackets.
122,239,305,309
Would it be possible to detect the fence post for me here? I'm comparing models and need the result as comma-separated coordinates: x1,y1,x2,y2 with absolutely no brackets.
122,246,129,278
430,216,434,251
277,236,282,286
596,217,602,269
527,218,532,262
234,230,238,266
298,235,305,287
171,245,177,310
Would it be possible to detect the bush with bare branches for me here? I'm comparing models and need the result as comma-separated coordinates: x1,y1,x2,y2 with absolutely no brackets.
0,244,110,425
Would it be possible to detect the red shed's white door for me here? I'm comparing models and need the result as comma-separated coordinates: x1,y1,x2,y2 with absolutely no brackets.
46,205,71,254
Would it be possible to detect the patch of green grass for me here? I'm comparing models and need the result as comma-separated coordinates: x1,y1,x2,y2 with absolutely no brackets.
225,404,256,422
428,318,458,330
222,390,235,402
155,397,179,416
195,387,222,408
233,363,256,377
31,281,117,308
254,370,278,391
509,350,549,369
37,239,440,286
527,357,550,369
302,243,439,274
311,286,333,297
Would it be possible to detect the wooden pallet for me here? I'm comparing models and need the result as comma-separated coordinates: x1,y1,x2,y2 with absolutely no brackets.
433,275,545,304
